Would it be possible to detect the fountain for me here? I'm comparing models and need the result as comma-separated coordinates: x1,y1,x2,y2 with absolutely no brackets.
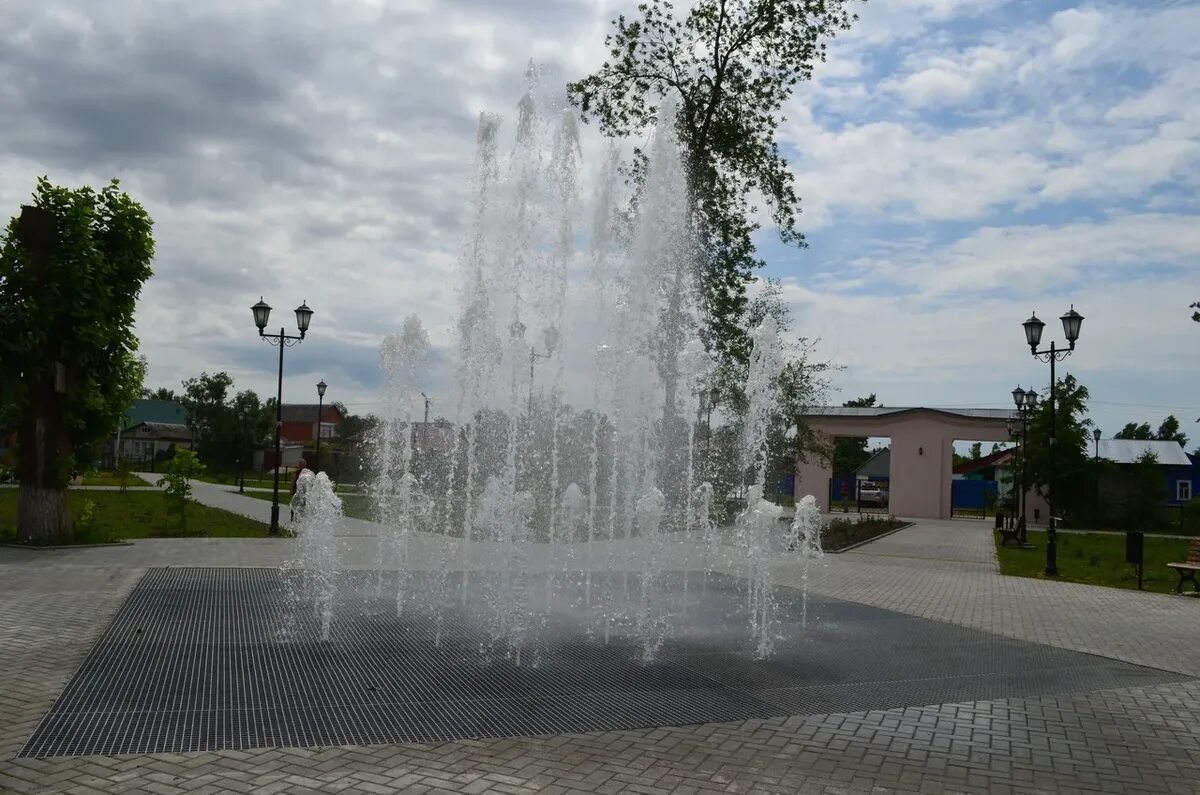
299,75,823,662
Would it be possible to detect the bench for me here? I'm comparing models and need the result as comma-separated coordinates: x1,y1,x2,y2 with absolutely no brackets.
996,517,1026,547
1166,538,1200,595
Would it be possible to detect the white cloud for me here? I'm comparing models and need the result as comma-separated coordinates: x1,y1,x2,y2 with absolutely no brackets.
1,0,1198,435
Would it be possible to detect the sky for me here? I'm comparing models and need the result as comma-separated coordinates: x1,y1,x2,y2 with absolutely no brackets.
1,0,1197,445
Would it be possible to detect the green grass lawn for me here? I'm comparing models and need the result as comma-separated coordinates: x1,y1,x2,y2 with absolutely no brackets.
77,470,153,487
0,489,269,545
995,530,1194,594
241,489,373,521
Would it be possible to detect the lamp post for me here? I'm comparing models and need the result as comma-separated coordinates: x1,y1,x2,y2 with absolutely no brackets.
419,392,430,451
314,380,327,474
1011,386,1038,543
1093,427,1102,522
237,409,247,494
1022,306,1084,576
526,325,559,418
252,297,313,535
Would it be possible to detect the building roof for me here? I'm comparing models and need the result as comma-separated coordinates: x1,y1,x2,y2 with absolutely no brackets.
1098,439,1191,466
854,447,890,477
126,399,186,426
127,422,193,441
953,446,1016,476
803,406,1015,421
280,404,345,422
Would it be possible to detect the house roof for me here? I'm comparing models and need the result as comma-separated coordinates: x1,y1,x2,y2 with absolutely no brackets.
280,404,345,422
953,447,1016,476
126,422,193,441
1098,439,1191,466
854,447,890,476
126,399,187,426
803,406,1015,421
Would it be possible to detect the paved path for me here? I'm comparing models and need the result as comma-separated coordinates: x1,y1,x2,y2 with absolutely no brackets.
1,509,1197,793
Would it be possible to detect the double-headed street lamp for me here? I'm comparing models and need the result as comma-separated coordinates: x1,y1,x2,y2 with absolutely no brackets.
315,379,328,474
1009,386,1038,543
1022,305,1084,576
511,319,559,418
252,297,313,535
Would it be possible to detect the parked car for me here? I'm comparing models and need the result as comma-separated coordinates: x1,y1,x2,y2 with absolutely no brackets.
859,482,889,505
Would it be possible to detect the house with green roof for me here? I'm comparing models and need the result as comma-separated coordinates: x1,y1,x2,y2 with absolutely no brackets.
107,400,192,467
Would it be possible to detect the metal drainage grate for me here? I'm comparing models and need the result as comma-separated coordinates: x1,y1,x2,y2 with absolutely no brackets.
20,567,1189,757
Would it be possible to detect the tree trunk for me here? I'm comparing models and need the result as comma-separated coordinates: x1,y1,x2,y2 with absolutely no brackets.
13,205,73,545
16,394,73,545
16,484,71,544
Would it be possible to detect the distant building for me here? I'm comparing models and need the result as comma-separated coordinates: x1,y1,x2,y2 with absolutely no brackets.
117,422,194,464
1097,439,1198,506
280,404,346,445
107,399,192,467
854,448,891,482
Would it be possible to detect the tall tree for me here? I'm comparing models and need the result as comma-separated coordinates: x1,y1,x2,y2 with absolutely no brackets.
141,386,177,401
1156,415,1188,447
179,371,234,441
1022,375,1094,517
569,0,859,380
0,178,154,543
1113,415,1188,448
1114,422,1153,440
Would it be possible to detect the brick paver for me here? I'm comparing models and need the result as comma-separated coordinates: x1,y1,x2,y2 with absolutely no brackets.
2,509,1198,793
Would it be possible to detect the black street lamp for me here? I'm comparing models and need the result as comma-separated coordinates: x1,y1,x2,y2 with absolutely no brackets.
1010,386,1037,543
1093,427,1102,521
1022,305,1084,576
526,324,558,418
237,409,247,494
314,379,327,474
252,297,313,534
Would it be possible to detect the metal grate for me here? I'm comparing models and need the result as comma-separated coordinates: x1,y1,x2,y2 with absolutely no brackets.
20,567,1189,757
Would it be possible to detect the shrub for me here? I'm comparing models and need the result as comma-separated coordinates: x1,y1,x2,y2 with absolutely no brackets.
158,450,206,533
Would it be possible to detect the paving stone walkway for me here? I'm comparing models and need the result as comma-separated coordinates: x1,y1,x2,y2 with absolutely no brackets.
2,502,1198,793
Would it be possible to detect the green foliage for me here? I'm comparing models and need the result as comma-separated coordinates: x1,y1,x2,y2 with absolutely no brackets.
822,515,906,552
1021,375,1094,518
1115,421,1153,440
0,177,155,477
76,498,97,535
1123,451,1167,529
1113,414,1187,448
157,449,205,531
178,371,272,473
568,0,859,382
0,490,267,542
140,386,177,400
996,530,1192,594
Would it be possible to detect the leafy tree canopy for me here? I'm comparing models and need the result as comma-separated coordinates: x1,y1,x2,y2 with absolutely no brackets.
0,177,154,470
569,0,859,378
141,386,177,401
1113,414,1188,448
0,178,154,543
1022,376,1094,515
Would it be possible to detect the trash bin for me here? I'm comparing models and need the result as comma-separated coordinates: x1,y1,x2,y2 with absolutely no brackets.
995,512,1005,530
1125,530,1144,564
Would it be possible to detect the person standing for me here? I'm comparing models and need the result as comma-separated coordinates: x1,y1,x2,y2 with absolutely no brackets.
290,458,310,521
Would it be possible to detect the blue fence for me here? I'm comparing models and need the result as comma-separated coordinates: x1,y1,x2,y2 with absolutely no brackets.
951,479,999,511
